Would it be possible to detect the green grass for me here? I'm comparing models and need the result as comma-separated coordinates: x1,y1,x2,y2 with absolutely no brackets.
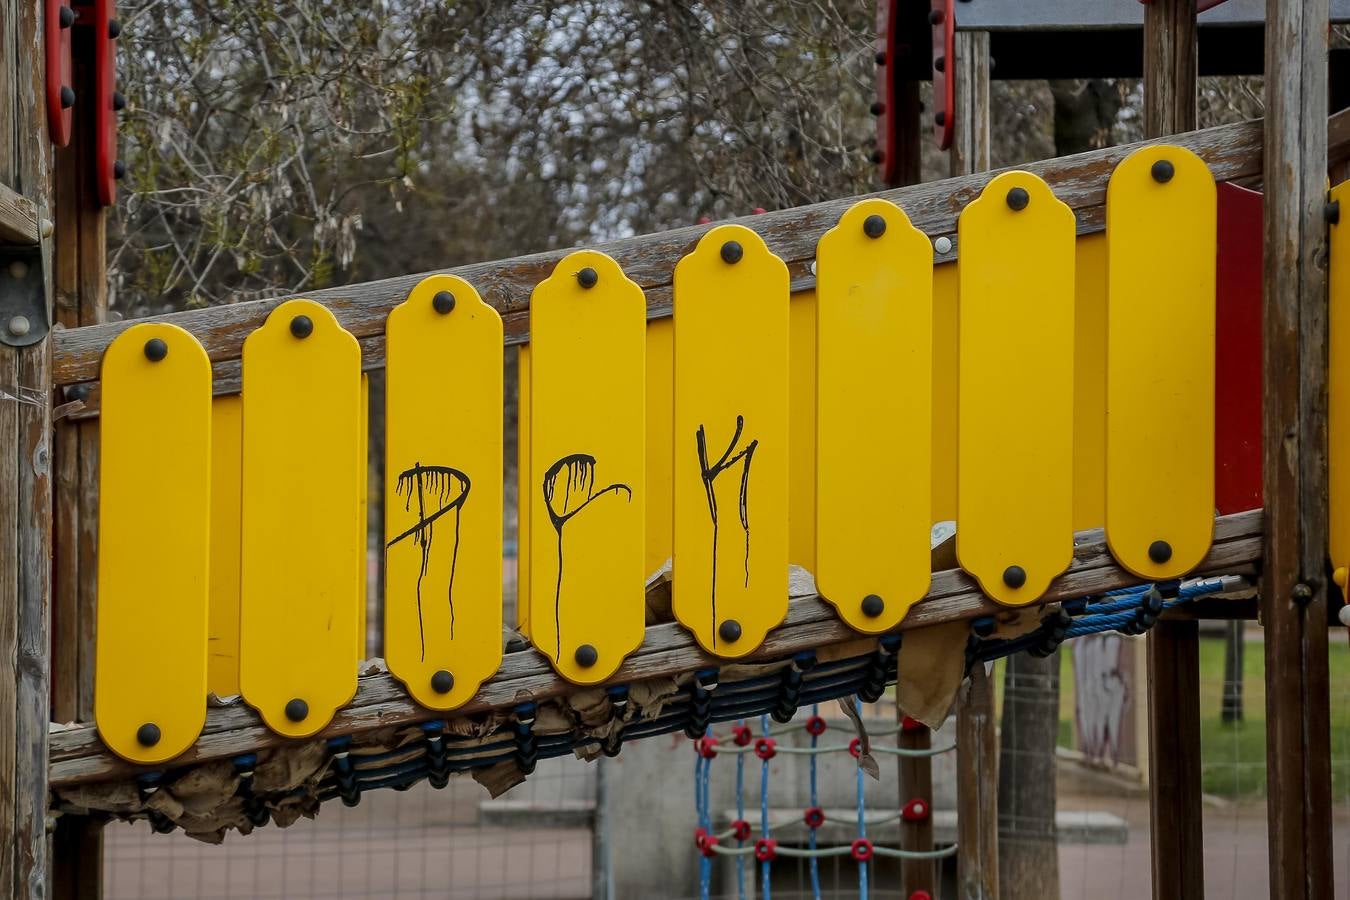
989,635,1350,799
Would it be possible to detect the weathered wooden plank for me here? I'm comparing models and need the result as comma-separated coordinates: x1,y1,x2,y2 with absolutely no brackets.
1261,0,1335,897
49,119,1270,389
48,509,1263,791
0,180,39,245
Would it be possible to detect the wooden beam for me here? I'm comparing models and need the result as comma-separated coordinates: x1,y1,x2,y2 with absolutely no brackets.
1141,3,1205,899
1261,0,1335,897
48,510,1262,793
0,181,40,245
49,117,1271,389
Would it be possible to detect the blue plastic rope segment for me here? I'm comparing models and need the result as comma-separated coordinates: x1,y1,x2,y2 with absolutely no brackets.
855,697,869,900
808,703,822,900
761,714,771,900
737,719,747,900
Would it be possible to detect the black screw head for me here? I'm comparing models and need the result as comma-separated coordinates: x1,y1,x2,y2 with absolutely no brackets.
861,594,885,618
1006,187,1030,211
1150,159,1175,183
59,86,75,109
59,5,74,27
432,291,456,314
1003,565,1027,589
934,55,945,73
108,17,121,38
869,101,885,116
720,241,744,264
875,51,886,66
577,267,598,288
430,669,455,694
719,619,742,643
574,644,599,668
136,722,161,747
1328,200,1342,226
935,111,946,127
112,159,126,180
870,149,885,164
289,315,313,338
1292,582,1315,604
863,214,887,239
1148,540,1173,564
928,9,944,24
284,698,308,722
143,337,168,362
112,91,126,112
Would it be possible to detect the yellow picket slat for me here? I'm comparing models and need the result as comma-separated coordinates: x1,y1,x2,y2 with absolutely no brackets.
1106,145,1217,578
528,251,646,684
96,323,211,763
956,171,1076,605
815,199,933,632
1330,180,1350,591
789,290,817,572
239,300,362,737
673,225,790,656
208,395,242,698
385,276,503,710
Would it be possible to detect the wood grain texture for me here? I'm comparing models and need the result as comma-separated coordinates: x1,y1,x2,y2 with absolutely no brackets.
0,180,39,244
1261,0,1335,897
48,510,1262,791
49,118,1270,391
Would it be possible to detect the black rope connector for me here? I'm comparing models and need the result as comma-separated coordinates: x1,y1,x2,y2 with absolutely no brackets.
858,634,902,703
772,652,818,722
1028,609,1072,658
683,669,719,739
514,703,539,775
423,721,450,789
329,736,360,807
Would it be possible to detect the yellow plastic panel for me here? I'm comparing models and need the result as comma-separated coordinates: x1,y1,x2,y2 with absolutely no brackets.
208,396,242,698
1105,146,1216,578
96,323,211,763
673,225,790,656
1330,180,1350,589
789,290,817,571
816,199,933,631
240,300,362,737
517,345,532,636
957,172,1076,605
528,251,646,684
646,318,674,576
385,276,503,710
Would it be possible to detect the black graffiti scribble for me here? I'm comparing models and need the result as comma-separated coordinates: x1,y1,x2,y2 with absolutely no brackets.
543,454,632,662
696,415,756,648
386,463,471,661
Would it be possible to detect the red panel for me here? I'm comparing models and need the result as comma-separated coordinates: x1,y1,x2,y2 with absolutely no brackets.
93,0,119,207
874,0,898,185
930,0,953,150
45,0,74,146
1214,182,1263,515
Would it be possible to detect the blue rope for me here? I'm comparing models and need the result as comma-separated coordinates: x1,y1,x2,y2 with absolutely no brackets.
808,704,821,900
854,697,868,900
736,720,747,900
760,714,771,900
697,730,712,900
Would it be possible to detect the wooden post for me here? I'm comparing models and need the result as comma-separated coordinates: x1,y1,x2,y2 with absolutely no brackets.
949,29,998,900
898,719,935,896
50,18,107,900
1261,0,1335,897
0,0,55,896
1140,2,1206,898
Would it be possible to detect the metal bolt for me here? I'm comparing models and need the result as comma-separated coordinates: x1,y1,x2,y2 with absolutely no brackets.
720,241,743,264
40,219,53,238
285,698,309,722
875,51,886,66
1151,159,1175,184
66,383,91,402
928,9,944,24
863,214,887,238
1148,540,1173,564
1292,582,1315,605
59,5,74,27
430,670,454,694
934,236,953,254
136,723,161,747
290,315,314,339
934,111,946,127
112,91,127,112
60,86,75,109
870,149,885,164
6,316,30,338
432,291,456,314
861,594,885,618
1003,565,1027,589
719,619,742,643
577,267,598,288
7,260,26,279
934,55,945,73
1006,187,1030,211
1328,200,1341,226
574,644,599,667
869,101,885,116
108,17,121,38
113,160,126,180
143,338,168,362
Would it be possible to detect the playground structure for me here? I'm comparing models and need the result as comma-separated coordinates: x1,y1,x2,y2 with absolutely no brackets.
0,1,1348,899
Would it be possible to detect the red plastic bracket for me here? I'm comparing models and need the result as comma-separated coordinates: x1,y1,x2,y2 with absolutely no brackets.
848,737,862,759
901,715,928,733
803,806,825,829
754,737,777,761
695,736,718,759
754,838,778,862
930,0,954,150
851,838,875,862
902,798,930,822
804,715,827,736
45,0,75,146
731,724,753,747
92,0,121,206
731,819,751,841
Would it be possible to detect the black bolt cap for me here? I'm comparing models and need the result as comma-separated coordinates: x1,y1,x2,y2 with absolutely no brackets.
928,9,944,24
432,291,456,314
577,267,598,288
1151,159,1175,183
870,101,885,116
136,722,161,747
59,5,74,27
935,111,946,127
719,619,742,643
290,315,313,338
574,644,599,667
875,51,886,66
1006,187,1030,211
861,594,885,618
1328,200,1341,225
720,241,743,264
108,17,121,38
870,149,885,164
143,337,168,361
1003,565,1027,589
285,698,308,722
113,91,126,112
112,159,126,180
934,55,945,73
1148,540,1173,564
431,669,454,694
59,86,75,109
863,214,887,238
